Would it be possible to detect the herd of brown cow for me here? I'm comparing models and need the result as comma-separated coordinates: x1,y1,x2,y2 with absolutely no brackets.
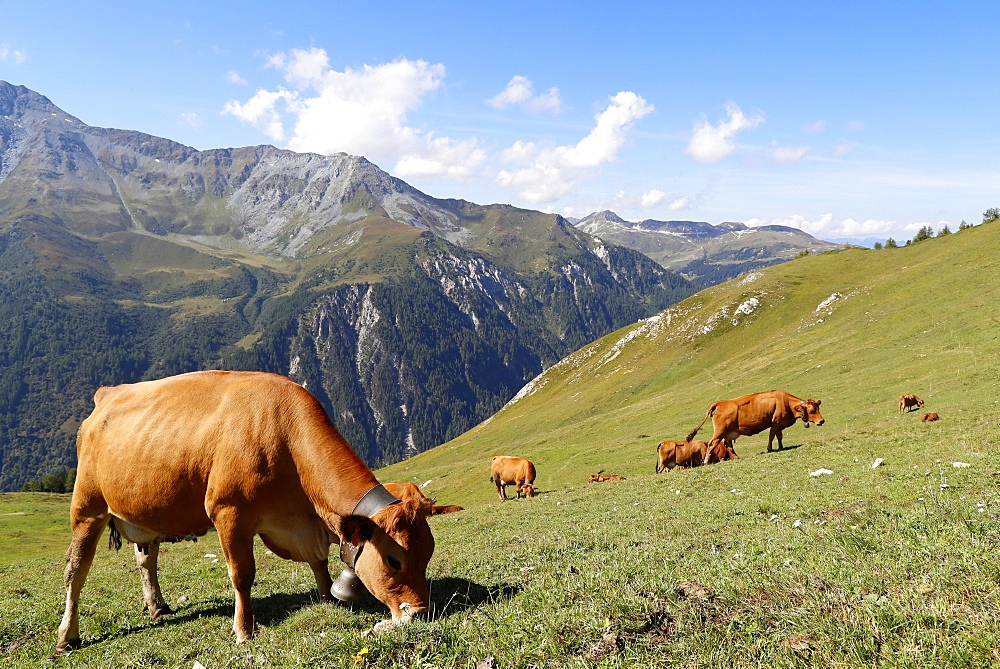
899,393,941,422
53,370,940,653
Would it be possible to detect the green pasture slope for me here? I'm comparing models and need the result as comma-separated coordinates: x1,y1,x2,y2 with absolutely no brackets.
2,223,999,667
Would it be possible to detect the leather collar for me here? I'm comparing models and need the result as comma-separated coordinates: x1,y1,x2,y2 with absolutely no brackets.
339,484,401,569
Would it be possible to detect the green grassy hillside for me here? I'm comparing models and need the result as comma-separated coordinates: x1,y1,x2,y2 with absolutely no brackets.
2,223,998,667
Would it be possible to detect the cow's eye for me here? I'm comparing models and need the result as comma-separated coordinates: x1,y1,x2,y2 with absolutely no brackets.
387,555,402,571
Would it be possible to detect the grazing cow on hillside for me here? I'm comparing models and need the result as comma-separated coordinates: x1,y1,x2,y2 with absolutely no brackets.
384,482,464,515
687,389,825,455
655,440,709,473
56,371,435,654
589,471,626,482
899,394,925,413
490,456,536,501
920,412,940,422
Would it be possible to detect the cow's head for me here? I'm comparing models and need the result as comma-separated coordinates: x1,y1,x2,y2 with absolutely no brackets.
339,498,435,623
520,483,536,498
793,399,825,428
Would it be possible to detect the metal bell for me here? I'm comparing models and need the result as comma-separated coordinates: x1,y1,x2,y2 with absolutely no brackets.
330,566,368,603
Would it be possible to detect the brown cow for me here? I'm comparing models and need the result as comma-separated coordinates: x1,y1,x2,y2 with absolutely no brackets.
899,394,925,413
655,440,709,473
490,456,536,501
920,412,940,422
56,371,435,653
687,389,825,454
384,482,464,515
705,439,738,464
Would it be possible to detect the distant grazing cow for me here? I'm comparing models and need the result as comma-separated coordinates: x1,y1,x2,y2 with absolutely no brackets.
899,394,925,413
687,389,825,454
384,482,464,515
656,440,709,473
589,471,626,482
56,371,435,653
490,456,536,501
920,412,940,422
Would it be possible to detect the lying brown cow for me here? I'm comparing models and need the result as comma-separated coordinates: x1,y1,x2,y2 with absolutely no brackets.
705,439,738,464
687,389,825,454
490,456,536,500
899,393,924,413
921,412,940,422
56,371,435,653
384,482,464,515
655,440,709,473
589,470,626,482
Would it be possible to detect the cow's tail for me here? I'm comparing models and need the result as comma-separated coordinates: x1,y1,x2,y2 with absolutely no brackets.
686,403,717,442
108,518,123,551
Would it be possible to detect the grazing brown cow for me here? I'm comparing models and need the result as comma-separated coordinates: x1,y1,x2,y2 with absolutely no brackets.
655,440,709,473
687,389,825,454
921,412,940,422
490,456,536,501
384,482,464,515
899,394,925,413
56,371,435,653
589,471,626,482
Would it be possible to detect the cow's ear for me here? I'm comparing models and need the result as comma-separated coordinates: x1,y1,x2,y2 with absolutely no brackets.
340,514,377,546
792,403,806,417
815,399,821,406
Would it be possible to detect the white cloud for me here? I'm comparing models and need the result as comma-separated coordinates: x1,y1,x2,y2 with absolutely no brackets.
764,213,912,239
846,120,864,131
802,120,827,134
0,46,27,64
227,71,247,85
496,91,653,205
771,145,809,163
640,189,666,208
223,49,485,179
178,112,202,127
686,102,764,163
488,75,562,114
222,87,294,142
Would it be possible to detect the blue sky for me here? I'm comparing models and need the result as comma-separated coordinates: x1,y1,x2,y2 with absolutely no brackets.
2,1,998,243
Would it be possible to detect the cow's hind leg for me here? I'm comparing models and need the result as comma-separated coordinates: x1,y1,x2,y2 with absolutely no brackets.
56,513,110,653
135,541,174,620
213,508,258,643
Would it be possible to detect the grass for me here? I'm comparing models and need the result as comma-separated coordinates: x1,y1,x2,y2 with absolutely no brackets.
3,223,1000,666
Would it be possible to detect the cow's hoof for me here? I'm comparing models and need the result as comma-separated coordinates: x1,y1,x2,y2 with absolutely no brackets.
150,603,174,621
54,638,82,655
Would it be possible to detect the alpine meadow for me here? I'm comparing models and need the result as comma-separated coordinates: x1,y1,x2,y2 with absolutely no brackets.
2,220,998,667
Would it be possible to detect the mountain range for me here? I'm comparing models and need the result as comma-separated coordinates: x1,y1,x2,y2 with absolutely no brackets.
574,210,842,284
0,80,837,490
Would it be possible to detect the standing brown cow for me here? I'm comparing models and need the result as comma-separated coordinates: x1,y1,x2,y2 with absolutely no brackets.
490,456,536,501
687,389,825,454
655,440,709,473
899,394,924,413
56,371,435,653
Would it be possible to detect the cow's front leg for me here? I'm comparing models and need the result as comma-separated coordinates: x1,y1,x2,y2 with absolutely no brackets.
308,559,335,602
135,541,174,620
213,510,258,643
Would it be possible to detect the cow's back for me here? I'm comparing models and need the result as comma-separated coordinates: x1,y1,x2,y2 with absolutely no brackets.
76,371,312,536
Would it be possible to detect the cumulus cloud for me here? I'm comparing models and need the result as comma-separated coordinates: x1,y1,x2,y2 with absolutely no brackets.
771,145,809,163
496,91,653,205
763,213,910,239
686,102,764,162
0,45,27,64
802,120,827,133
223,48,485,179
227,71,247,85
488,75,562,114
